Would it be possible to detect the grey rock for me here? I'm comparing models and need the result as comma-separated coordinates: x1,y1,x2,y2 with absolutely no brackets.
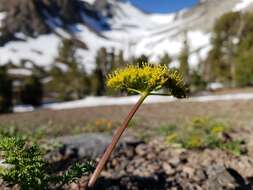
182,166,195,178
135,144,148,156
208,168,252,190
169,157,181,168
194,169,207,182
162,162,175,175
56,133,112,159
206,164,226,178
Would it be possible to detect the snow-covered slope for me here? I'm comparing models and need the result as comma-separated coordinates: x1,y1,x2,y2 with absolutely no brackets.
0,0,252,72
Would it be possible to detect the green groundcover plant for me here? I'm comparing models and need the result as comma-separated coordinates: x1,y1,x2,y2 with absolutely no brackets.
88,63,187,187
159,117,246,156
0,136,94,190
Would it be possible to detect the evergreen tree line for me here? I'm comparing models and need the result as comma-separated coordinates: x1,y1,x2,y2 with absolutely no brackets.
0,40,129,113
204,11,253,87
0,65,43,113
156,11,253,91
47,40,128,100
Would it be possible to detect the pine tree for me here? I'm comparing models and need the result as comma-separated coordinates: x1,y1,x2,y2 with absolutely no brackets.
90,47,109,96
108,48,117,71
159,53,172,67
179,38,190,82
20,75,43,106
0,66,12,113
48,39,89,101
233,12,253,86
205,11,241,85
204,11,253,87
96,47,108,77
116,50,126,67
234,50,253,86
133,54,149,66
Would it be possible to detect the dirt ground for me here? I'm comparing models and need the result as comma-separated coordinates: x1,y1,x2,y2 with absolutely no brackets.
0,99,252,138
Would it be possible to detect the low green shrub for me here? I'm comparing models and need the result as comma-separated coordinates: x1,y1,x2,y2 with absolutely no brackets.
0,137,47,189
0,136,94,189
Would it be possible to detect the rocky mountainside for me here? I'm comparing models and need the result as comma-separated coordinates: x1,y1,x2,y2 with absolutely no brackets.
0,0,252,71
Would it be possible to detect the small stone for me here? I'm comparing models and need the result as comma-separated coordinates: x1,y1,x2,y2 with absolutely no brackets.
125,149,134,158
182,166,195,178
179,152,188,164
206,164,226,178
126,165,135,173
163,162,175,175
135,144,147,156
133,157,146,166
147,162,160,173
207,168,248,190
194,169,207,182
169,157,181,168
159,150,171,161
146,153,156,160
111,158,118,167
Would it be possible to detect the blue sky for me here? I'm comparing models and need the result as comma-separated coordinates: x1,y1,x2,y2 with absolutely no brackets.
129,0,198,13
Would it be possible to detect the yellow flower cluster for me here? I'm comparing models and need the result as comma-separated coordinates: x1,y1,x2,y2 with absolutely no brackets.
107,63,186,98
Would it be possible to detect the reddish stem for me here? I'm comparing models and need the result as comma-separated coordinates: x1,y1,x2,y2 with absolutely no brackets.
88,93,148,187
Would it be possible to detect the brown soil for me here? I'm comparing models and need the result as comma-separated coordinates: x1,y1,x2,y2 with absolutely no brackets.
0,100,252,138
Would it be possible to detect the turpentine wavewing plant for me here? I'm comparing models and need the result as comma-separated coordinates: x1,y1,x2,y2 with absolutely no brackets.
88,63,187,187
107,63,186,98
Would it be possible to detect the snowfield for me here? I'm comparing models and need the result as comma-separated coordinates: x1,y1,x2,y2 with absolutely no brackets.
13,92,253,112
0,34,61,67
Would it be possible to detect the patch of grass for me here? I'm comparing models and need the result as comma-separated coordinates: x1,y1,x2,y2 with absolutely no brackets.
0,124,62,153
70,118,117,136
157,124,178,136
221,140,247,156
0,124,43,141
159,117,246,155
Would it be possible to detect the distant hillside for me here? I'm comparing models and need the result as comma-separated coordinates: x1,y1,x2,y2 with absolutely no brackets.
0,0,252,71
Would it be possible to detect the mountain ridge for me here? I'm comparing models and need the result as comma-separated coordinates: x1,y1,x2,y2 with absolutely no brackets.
0,0,252,71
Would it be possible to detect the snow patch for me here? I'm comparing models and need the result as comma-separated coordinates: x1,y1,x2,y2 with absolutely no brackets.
80,0,97,5
207,82,224,90
8,69,32,76
13,105,35,113
0,34,61,66
233,0,253,11
13,92,253,113
150,13,176,25
187,31,211,50
36,93,253,111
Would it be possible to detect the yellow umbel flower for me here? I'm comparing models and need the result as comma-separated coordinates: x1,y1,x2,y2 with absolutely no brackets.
107,63,186,98
89,63,187,187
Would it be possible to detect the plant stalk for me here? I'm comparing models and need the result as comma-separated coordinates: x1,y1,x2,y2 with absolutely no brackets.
88,92,149,187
